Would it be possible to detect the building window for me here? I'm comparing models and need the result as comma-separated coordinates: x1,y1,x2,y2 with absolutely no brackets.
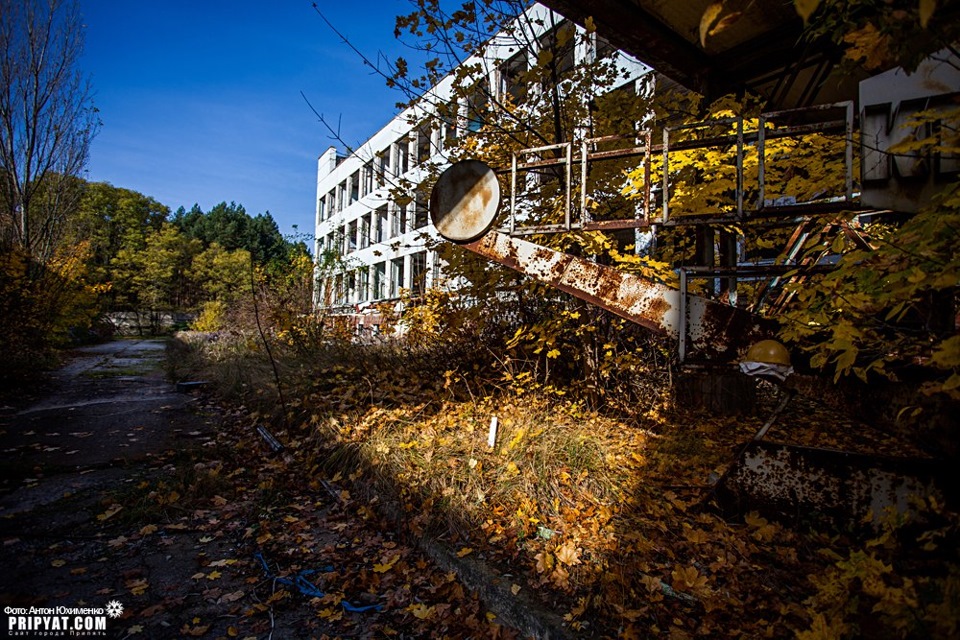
374,206,387,243
358,267,370,302
392,202,408,237
362,161,374,197
373,262,386,300
500,51,528,102
396,139,409,175
411,251,427,296
346,221,357,254
360,214,370,249
414,192,429,229
539,20,576,78
441,100,459,148
377,150,390,186
350,170,360,204
317,196,326,223
416,123,432,165
390,258,405,298
466,81,489,133
346,271,356,303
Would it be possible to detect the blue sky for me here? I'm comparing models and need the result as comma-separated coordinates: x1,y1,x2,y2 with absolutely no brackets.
80,1,420,241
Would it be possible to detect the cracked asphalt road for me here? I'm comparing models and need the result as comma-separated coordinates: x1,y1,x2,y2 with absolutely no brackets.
0,339,226,638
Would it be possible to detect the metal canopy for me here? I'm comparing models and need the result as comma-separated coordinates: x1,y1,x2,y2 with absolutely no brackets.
539,0,861,109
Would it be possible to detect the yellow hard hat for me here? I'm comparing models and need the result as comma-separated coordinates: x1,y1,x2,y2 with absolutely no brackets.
743,339,791,366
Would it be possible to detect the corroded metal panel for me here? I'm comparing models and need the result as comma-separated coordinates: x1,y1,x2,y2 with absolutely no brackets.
430,160,501,243
717,441,948,526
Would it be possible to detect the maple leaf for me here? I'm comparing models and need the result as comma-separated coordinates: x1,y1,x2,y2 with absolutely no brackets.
125,578,149,596
534,551,554,574
683,527,710,544
96,505,123,521
179,623,211,637
407,603,435,619
207,570,222,580
744,511,779,542
221,590,245,603
671,566,707,592
209,559,237,567
554,541,581,566
550,564,571,589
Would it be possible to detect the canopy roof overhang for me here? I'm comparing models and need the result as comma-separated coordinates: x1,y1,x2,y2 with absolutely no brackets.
540,0,860,109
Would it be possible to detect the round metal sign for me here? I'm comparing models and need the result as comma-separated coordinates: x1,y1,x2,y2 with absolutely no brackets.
429,160,500,243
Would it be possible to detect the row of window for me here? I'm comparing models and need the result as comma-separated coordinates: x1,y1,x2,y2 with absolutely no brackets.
317,121,454,224
319,196,430,257
325,251,431,306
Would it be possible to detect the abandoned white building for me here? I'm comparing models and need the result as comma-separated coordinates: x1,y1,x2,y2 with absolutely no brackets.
312,3,648,326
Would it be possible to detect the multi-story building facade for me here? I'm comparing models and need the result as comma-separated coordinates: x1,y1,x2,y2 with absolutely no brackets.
313,3,648,327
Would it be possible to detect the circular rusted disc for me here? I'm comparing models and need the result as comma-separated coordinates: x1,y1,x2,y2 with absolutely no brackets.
430,160,500,243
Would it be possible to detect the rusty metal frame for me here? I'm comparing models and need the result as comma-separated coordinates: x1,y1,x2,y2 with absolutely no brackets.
662,116,745,223
757,101,855,211
509,142,573,235
579,130,653,231
507,132,654,237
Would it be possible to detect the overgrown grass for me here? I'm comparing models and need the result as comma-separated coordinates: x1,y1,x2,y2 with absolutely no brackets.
169,321,960,638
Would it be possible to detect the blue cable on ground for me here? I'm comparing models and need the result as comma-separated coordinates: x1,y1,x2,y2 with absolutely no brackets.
254,551,383,613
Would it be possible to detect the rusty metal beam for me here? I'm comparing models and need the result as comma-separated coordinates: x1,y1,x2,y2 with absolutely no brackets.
462,230,776,362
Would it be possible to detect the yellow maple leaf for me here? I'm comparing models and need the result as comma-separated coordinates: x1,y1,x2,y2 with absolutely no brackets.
794,0,822,22
126,578,149,596
373,558,397,573
206,571,222,580
407,603,434,620
683,527,709,544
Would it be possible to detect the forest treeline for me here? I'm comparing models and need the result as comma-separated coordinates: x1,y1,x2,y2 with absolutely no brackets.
0,179,313,384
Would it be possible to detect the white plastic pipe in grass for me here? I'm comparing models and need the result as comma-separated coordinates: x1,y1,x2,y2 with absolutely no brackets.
488,416,499,448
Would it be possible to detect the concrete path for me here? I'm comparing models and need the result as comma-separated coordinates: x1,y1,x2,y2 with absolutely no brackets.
0,339,213,515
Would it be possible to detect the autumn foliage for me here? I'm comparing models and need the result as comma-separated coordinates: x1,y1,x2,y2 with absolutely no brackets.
172,288,960,637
